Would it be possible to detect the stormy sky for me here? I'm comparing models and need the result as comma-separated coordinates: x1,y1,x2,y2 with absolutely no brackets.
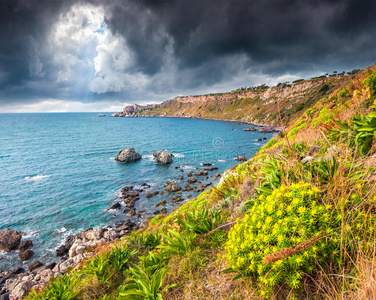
1,0,376,112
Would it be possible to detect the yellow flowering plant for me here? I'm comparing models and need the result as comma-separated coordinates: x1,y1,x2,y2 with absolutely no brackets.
225,182,340,297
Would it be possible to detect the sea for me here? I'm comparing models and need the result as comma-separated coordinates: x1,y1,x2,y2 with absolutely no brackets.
0,113,273,269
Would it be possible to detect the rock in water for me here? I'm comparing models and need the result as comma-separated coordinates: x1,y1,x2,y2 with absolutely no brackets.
19,250,34,261
115,148,142,163
235,156,248,162
0,229,22,252
165,182,181,192
18,240,33,251
153,150,174,165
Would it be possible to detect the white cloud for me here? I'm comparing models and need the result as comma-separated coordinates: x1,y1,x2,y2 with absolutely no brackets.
0,99,126,113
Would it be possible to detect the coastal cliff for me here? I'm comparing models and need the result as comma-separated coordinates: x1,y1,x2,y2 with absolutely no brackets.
24,65,376,299
112,75,353,127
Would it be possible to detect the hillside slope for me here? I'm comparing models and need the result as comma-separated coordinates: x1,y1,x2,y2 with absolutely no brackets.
23,64,376,300
112,75,353,127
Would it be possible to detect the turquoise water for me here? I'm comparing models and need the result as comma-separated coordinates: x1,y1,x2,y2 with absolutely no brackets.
0,113,273,268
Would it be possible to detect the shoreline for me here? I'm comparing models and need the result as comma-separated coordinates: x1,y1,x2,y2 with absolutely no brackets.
110,115,283,132
0,158,238,298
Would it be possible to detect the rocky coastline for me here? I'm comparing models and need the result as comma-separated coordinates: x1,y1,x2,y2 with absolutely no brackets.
110,113,283,133
0,149,228,299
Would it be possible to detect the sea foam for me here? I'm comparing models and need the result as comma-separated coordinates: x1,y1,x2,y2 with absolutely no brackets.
25,175,51,181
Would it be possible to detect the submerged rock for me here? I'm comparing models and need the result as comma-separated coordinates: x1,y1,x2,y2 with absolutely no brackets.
0,229,22,252
115,148,142,163
153,150,174,165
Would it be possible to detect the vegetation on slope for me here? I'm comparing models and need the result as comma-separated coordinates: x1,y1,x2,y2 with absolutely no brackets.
27,65,376,299
124,75,354,127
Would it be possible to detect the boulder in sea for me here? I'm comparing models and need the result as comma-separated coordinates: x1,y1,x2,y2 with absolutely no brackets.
235,156,248,162
187,177,197,183
115,148,142,163
127,208,136,216
194,170,208,176
153,150,174,165
0,229,22,252
55,245,68,257
155,200,167,207
29,261,44,272
19,249,34,261
109,202,121,210
165,182,181,192
18,240,33,251
243,128,252,131
145,192,154,198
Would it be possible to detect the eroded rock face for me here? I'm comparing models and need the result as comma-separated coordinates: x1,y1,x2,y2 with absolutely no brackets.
0,229,22,252
165,182,181,192
115,148,142,163
153,150,173,165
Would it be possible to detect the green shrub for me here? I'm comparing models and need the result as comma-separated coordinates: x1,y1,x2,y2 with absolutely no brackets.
157,230,196,256
363,71,376,95
176,208,223,234
225,182,340,297
327,110,376,155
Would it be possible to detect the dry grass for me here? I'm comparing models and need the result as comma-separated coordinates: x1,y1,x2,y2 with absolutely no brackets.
163,249,260,300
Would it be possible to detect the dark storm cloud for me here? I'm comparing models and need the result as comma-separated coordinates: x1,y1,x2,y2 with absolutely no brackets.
104,0,376,75
1,0,376,109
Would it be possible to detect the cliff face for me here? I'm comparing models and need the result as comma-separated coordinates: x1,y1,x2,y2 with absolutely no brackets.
112,75,352,127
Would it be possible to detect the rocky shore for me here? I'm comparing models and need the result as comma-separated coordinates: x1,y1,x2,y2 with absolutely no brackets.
0,154,226,299
0,219,140,299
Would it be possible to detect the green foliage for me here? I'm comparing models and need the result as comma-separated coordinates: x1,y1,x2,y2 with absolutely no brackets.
108,244,138,274
338,89,350,98
176,208,223,234
157,229,197,256
118,252,175,299
28,274,80,300
328,109,376,155
311,107,334,127
363,71,376,95
125,231,162,250
254,157,285,195
82,254,113,284
225,183,339,297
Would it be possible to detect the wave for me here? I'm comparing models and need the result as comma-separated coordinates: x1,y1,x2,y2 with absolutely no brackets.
23,229,40,239
216,159,226,163
25,175,51,181
143,154,154,161
172,153,185,158
180,165,194,169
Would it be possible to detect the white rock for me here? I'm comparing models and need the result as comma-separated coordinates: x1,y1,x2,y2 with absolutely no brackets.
59,259,75,273
75,244,88,255
10,281,34,298
73,253,85,265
